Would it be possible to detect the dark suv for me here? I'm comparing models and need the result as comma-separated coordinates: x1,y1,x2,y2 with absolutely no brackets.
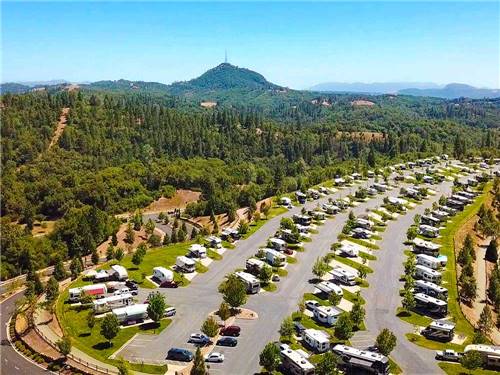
167,348,193,362
220,325,240,337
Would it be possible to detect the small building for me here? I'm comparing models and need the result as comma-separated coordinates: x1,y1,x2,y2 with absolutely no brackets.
302,328,330,353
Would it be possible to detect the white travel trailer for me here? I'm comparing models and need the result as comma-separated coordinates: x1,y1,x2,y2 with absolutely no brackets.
316,281,343,296
422,320,455,341
414,293,447,316
153,266,174,283
280,348,314,375
280,197,292,206
330,266,357,286
334,177,346,186
263,248,286,267
415,280,448,300
415,265,442,284
432,210,449,221
302,329,330,353
293,214,312,226
175,256,196,273
339,242,359,257
322,203,340,214
412,238,441,256
295,191,307,203
464,345,500,369
110,265,128,281
245,258,266,275
372,183,388,192
309,210,326,220
307,189,320,199
351,172,362,180
416,254,443,270
404,187,420,199
188,244,207,258
235,271,261,294
68,284,107,302
388,196,407,206
351,227,373,239
112,303,149,323
313,305,342,326
367,170,375,177
423,175,434,184
206,235,222,249
354,218,374,230
419,224,440,238
93,293,133,314
421,215,440,227
333,345,389,375
269,237,287,251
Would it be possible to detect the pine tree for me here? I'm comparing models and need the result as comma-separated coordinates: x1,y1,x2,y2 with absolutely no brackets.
190,347,207,375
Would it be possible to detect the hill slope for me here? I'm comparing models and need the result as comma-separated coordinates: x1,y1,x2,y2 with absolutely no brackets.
399,83,500,99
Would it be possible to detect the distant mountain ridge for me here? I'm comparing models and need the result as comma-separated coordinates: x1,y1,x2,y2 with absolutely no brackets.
399,83,500,99
309,81,441,94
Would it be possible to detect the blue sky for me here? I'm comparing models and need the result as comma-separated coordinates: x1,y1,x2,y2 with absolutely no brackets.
2,1,499,88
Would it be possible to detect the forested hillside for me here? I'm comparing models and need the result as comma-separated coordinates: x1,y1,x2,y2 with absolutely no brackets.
1,76,499,279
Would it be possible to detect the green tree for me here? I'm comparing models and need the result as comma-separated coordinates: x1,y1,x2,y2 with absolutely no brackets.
406,226,418,241
279,317,294,340
125,223,135,244
220,274,247,309
177,228,186,242
163,233,171,245
52,257,67,281
259,342,281,373
358,265,368,280
329,292,342,307
106,245,115,260
335,313,353,340
145,219,156,236
87,310,95,330
218,302,231,321
91,249,99,265
201,316,219,338
460,276,477,304
350,299,366,328
238,220,249,235
146,292,166,328
116,358,130,375
100,314,120,346
111,232,118,246
402,289,416,312
170,230,178,243
312,257,329,279
69,257,83,279
115,248,124,262
45,276,59,303
460,350,484,373
477,305,494,336
132,249,143,266
56,335,72,359
191,347,207,375
315,351,341,375
375,328,397,356
486,239,498,263
259,266,273,285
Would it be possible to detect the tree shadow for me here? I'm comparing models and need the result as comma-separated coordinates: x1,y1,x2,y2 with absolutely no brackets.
396,310,411,318
78,332,91,337
92,341,112,350
139,322,160,331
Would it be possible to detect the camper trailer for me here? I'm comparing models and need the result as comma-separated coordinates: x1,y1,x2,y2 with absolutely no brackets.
206,235,222,249
302,329,330,353
221,227,241,240
422,320,455,342
280,348,315,375
93,293,133,314
421,215,440,227
307,189,320,199
176,256,196,273
264,248,286,267
372,183,388,192
309,210,326,220
245,258,266,275
432,210,449,221
415,265,442,284
412,238,441,256
414,280,448,300
354,218,374,230
112,303,149,324
334,177,346,186
351,227,373,239
416,254,444,270
464,345,500,369
235,271,261,294
315,281,343,296
110,265,128,281
188,244,207,258
293,214,312,226
330,266,357,286
68,284,107,302
153,267,174,284
280,197,292,207
333,345,389,375
414,293,447,316
447,199,465,210
313,305,342,326
295,191,307,204
322,203,340,214
339,242,359,257
439,205,457,215
269,237,287,252
419,225,440,238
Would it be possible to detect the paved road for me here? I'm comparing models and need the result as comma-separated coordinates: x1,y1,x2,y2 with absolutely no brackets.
351,181,453,374
0,292,50,375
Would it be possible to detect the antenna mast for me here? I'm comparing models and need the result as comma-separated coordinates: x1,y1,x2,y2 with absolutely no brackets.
225,50,228,64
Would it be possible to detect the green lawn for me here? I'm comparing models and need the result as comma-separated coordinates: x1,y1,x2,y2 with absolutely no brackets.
241,206,288,239
343,289,366,305
276,268,288,277
56,280,170,373
262,283,277,292
396,307,432,327
438,362,499,375
389,357,403,374
334,256,373,273
405,333,465,351
287,256,297,264
359,251,377,261
347,238,380,250
207,249,222,260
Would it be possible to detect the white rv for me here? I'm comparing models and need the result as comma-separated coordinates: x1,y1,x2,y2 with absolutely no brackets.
415,265,442,284
464,345,500,369
412,238,441,256
112,303,149,323
153,266,174,283
269,237,287,251
333,345,389,375
188,244,207,258
416,254,443,270
414,293,447,316
354,218,374,230
330,266,357,286
68,284,107,302
245,258,266,275
302,329,330,353
334,177,346,186
110,265,128,281
372,183,388,192
339,242,359,257
93,293,133,314
313,305,342,326
206,235,222,249
264,248,286,267
316,281,343,296
280,348,314,375
280,197,292,206
419,224,440,238
421,215,440,227
322,203,340,214
414,280,448,300
235,271,261,294
175,256,196,273
422,320,455,341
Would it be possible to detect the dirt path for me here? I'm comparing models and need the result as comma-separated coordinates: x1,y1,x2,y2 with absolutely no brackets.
48,107,69,148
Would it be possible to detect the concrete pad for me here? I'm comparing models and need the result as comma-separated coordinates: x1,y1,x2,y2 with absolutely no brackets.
184,271,198,281
145,275,160,287
200,258,213,267
329,259,360,276
368,212,383,222
338,299,353,312
341,239,371,254
351,201,360,207
408,202,417,208
215,247,227,255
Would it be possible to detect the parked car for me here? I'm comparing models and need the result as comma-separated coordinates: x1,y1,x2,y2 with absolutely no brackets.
220,325,241,337
167,348,193,361
272,275,281,282
435,349,462,362
305,300,320,310
294,321,306,334
205,352,224,363
216,337,238,347
188,333,211,345
125,280,138,290
164,307,176,317
160,280,179,288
